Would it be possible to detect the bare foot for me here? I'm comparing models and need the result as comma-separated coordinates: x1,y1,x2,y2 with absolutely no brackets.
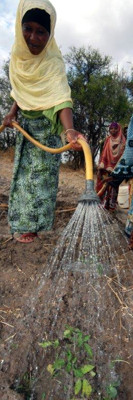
16,233,38,243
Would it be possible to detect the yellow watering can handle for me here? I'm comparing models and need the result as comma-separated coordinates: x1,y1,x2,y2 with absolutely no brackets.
77,138,93,180
0,121,93,180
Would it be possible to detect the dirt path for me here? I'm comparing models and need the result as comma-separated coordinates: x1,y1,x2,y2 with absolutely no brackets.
0,149,132,400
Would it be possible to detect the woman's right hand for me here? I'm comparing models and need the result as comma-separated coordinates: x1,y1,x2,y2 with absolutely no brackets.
66,129,87,151
2,101,18,128
2,113,16,128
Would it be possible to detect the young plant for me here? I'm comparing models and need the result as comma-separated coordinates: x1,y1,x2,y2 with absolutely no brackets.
39,327,121,399
39,325,95,399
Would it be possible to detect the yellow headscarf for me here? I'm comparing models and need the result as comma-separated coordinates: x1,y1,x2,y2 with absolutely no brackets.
9,0,72,111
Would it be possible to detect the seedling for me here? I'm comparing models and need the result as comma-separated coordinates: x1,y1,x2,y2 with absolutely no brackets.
39,325,95,399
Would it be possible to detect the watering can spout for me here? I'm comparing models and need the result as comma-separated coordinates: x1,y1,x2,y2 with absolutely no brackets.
78,179,100,203
76,138,100,203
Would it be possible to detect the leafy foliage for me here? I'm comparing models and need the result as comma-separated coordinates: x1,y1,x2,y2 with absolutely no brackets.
39,326,120,399
0,59,16,148
0,59,12,116
0,48,132,156
65,46,133,165
39,326,95,398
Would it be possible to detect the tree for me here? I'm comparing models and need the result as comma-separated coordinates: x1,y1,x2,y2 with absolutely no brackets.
126,66,133,98
65,46,133,164
0,59,16,148
0,51,132,158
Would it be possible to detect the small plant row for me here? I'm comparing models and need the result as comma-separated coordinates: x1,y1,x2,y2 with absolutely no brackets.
39,325,120,399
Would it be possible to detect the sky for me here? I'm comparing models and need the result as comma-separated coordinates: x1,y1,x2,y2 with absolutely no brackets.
0,0,133,75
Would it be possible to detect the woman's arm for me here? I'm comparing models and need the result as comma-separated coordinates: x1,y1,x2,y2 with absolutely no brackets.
58,107,86,150
3,101,19,127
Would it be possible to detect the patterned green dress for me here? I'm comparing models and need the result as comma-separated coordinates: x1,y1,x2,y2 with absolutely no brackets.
8,106,70,234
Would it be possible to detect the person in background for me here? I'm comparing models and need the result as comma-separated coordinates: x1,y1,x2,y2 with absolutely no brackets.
111,116,133,248
96,122,126,211
128,179,133,248
2,0,85,243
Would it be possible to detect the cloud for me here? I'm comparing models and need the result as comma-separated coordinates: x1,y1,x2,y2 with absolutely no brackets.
0,0,133,75
55,0,133,72
0,12,15,70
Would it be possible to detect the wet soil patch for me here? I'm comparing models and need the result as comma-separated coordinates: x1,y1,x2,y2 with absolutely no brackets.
0,150,133,399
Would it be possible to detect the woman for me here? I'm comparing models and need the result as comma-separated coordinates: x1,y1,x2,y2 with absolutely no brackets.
111,116,133,247
3,0,85,243
96,122,126,211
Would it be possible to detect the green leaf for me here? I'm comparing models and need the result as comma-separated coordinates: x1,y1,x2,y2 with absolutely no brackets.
66,362,72,373
77,332,83,347
67,350,72,361
77,331,83,338
82,379,92,397
77,337,83,347
106,384,118,398
72,357,77,365
53,339,59,348
47,364,54,375
64,329,72,338
97,263,104,275
102,398,110,400
53,359,65,370
90,371,96,377
38,341,52,348
81,365,95,374
41,393,46,399
73,368,84,378
74,328,81,333
84,343,93,358
83,335,91,342
64,325,74,333
112,380,120,388
74,379,82,395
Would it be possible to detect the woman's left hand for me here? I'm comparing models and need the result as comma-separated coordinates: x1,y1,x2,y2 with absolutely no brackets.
66,129,87,151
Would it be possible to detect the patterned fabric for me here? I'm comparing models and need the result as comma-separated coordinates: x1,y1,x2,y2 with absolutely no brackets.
96,124,125,210
8,116,61,234
98,124,125,173
112,115,133,184
96,171,119,211
111,115,133,236
103,186,118,212
21,100,73,135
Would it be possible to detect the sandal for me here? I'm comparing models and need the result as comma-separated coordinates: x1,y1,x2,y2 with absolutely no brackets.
16,233,38,243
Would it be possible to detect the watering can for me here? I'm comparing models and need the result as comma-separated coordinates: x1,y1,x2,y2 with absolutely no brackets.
0,121,100,204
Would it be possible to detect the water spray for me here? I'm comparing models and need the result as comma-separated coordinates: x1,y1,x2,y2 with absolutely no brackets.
0,122,100,204
0,123,132,400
